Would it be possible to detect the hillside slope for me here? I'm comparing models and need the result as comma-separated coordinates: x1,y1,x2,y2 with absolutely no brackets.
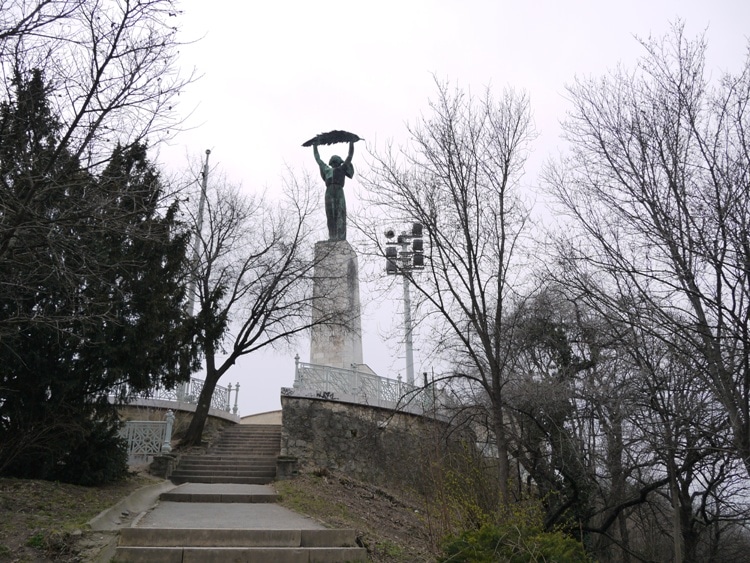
0,470,437,562
275,470,437,562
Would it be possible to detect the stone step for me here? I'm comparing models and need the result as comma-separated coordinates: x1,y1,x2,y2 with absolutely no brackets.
223,435,281,438
213,441,279,446
160,483,280,503
222,432,281,435
171,465,276,473
161,491,279,503
113,545,367,562
172,469,276,478
219,429,280,433
173,462,276,473
170,474,276,484
216,437,281,445
210,442,280,447
180,454,278,465
216,433,279,436
214,436,280,440
213,438,279,442
170,471,276,480
221,428,280,432
206,453,279,458
119,528,359,547
214,442,280,447
179,454,278,461
177,455,277,463
175,462,276,473
212,437,280,443
214,442,280,446
181,452,279,463
218,431,281,436
222,432,281,436
179,457,277,463
208,450,279,455
217,432,280,435
176,462,277,472
170,475,274,485
211,440,281,450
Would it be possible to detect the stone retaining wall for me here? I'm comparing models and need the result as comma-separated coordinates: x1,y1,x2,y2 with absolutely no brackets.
281,395,468,488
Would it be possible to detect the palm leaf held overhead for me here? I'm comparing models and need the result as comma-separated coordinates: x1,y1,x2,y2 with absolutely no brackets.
302,130,363,147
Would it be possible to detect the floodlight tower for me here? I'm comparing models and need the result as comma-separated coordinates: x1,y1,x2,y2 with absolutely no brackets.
186,149,211,317
384,223,425,386
179,149,210,402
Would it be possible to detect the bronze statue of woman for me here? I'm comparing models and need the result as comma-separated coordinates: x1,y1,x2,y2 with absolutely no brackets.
313,141,355,241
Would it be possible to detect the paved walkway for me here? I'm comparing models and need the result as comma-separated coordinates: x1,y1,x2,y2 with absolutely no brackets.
134,483,325,531
89,481,347,562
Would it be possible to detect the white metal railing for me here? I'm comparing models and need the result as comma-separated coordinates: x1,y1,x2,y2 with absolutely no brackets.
119,410,175,458
291,356,452,418
113,377,240,414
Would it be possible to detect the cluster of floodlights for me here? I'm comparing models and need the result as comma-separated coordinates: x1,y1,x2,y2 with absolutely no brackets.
385,223,425,273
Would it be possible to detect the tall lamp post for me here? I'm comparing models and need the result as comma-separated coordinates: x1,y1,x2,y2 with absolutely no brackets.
186,149,211,317
179,150,210,402
385,223,424,386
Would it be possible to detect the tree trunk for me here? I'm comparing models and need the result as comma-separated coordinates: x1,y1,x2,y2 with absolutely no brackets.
666,441,684,563
493,400,510,503
181,347,223,447
609,416,631,563
181,371,221,446
679,478,700,563
617,513,631,563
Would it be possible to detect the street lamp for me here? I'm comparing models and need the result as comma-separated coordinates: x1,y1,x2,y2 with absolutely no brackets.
384,223,425,386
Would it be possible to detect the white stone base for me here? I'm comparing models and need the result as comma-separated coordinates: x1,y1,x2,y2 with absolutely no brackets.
309,240,363,369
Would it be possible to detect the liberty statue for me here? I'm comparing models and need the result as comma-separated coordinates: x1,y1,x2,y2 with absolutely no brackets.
303,130,362,241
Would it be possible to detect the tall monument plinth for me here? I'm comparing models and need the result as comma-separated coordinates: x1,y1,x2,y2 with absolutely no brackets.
310,240,363,368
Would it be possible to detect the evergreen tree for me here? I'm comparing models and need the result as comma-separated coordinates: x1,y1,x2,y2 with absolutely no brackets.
0,69,196,484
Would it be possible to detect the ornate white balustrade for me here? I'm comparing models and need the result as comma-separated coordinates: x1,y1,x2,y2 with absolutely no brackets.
119,410,174,460
113,377,240,414
286,357,452,419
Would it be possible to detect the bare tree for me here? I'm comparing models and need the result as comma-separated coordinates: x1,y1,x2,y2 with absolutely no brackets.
545,22,750,480
507,284,750,562
359,79,535,501
0,0,193,260
180,171,333,446
0,1,83,46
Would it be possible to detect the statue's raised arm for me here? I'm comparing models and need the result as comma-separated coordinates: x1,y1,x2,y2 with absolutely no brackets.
313,144,326,168
313,144,328,182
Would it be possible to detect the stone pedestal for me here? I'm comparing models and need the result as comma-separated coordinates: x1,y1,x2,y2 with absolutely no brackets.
310,240,363,369
149,453,178,479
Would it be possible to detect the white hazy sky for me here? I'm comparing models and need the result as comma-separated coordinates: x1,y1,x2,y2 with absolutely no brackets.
158,1,750,417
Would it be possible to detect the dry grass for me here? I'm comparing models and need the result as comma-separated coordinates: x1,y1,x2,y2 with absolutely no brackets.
275,469,438,562
0,473,159,562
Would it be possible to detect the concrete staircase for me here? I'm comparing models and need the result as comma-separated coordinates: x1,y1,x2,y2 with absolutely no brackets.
114,425,366,562
170,424,281,485
114,483,367,562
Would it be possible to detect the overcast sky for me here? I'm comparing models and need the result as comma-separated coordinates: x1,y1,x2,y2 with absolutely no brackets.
159,1,750,417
